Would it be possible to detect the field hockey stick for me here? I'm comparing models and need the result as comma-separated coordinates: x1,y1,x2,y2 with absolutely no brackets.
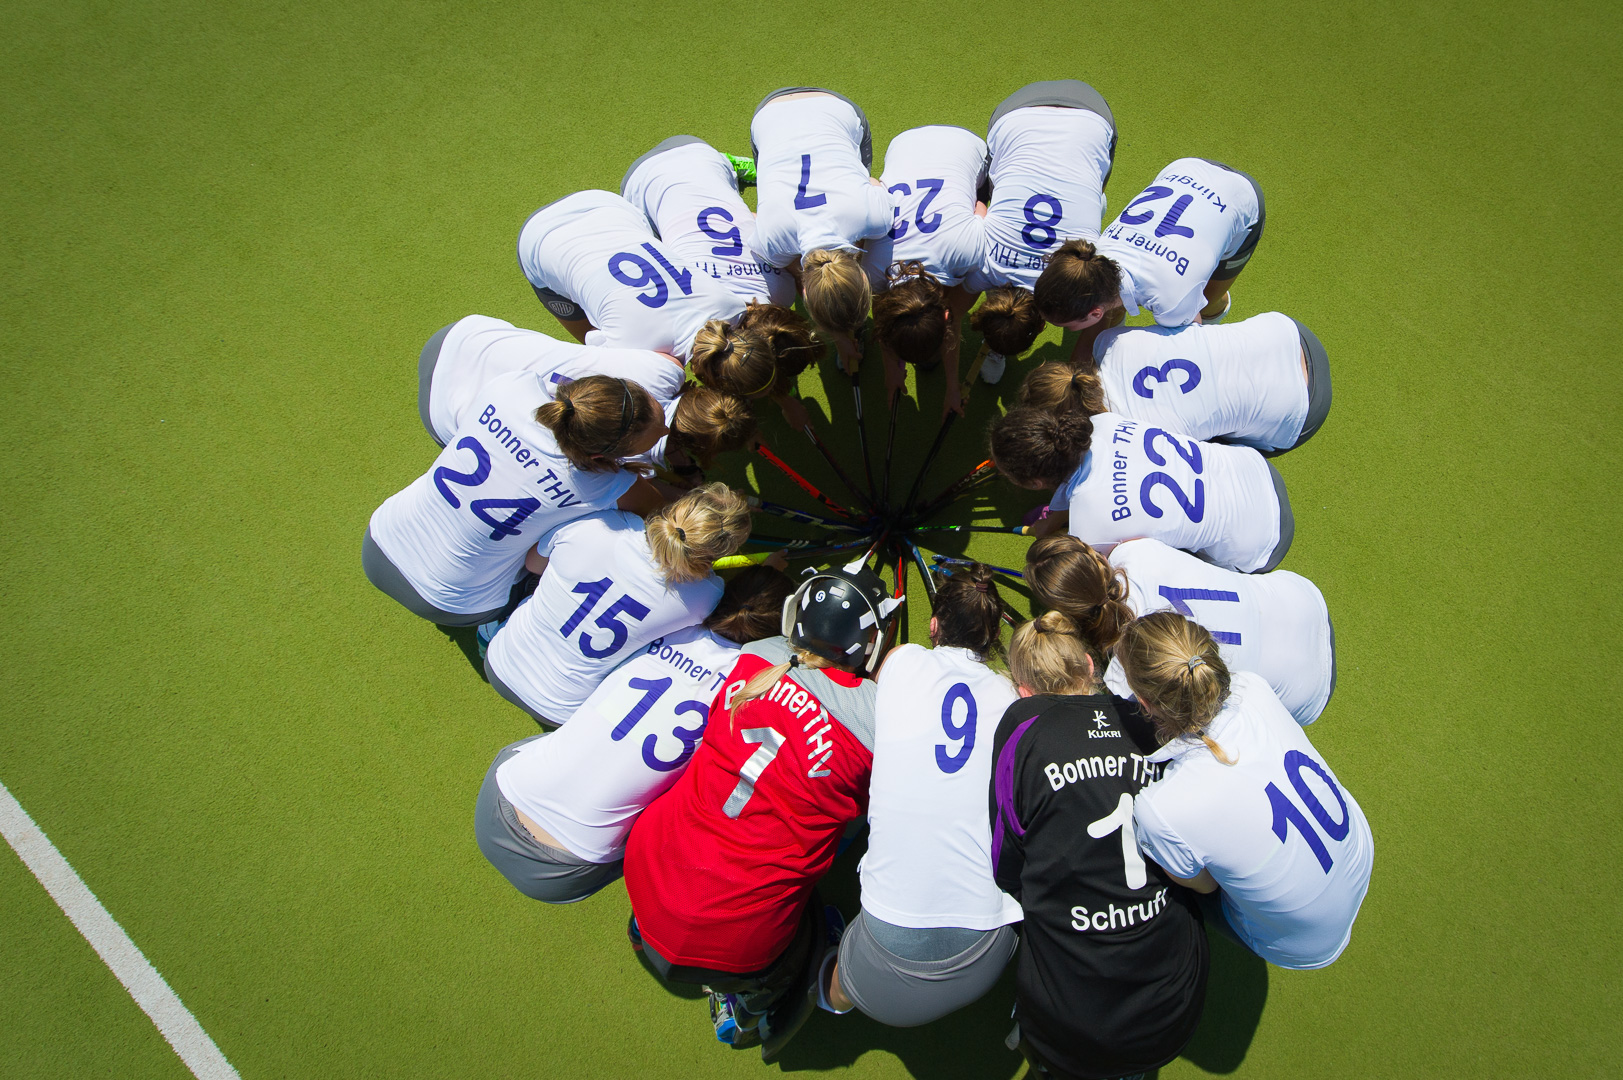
893,548,908,645
756,444,857,521
850,368,878,507
714,537,874,569
916,545,1022,626
803,424,877,514
881,386,900,510
745,495,865,533
959,340,989,404
744,535,844,549
904,537,939,602
911,459,996,521
927,551,1026,580
898,411,959,517
910,523,1031,535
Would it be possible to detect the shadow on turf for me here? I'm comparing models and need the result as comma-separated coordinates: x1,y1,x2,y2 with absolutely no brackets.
437,623,487,679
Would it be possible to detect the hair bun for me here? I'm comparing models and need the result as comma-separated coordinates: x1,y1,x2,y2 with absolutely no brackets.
559,398,576,419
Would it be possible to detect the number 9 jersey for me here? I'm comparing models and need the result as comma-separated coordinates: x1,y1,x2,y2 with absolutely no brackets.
989,691,1207,1079
1133,672,1374,969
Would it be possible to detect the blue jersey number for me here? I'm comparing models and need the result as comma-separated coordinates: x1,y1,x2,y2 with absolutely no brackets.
1119,186,1197,239
697,206,743,256
1266,750,1351,873
795,154,827,210
1157,587,1242,645
1140,427,1205,522
1022,194,1063,248
1132,358,1202,399
606,243,695,309
885,178,947,241
558,577,650,659
935,682,978,774
610,676,708,773
432,437,540,540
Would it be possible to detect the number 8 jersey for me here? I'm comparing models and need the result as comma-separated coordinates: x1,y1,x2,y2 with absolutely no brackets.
1134,672,1374,969
1057,412,1286,573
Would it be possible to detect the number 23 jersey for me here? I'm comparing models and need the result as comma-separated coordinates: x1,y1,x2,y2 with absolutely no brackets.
1058,411,1282,573
989,693,1207,1078
624,637,877,972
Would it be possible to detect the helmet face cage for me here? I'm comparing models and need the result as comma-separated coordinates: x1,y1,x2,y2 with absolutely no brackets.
780,565,898,675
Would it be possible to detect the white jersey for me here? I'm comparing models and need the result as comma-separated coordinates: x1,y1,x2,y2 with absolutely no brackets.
496,625,738,863
1134,672,1373,969
516,189,743,361
368,371,636,615
1098,158,1262,327
625,396,681,473
861,645,1024,930
861,126,988,289
964,106,1115,293
484,510,723,723
751,95,893,266
428,314,687,446
1102,539,1334,725
1093,313,1308,452
1056,412,1280,572
622,141,796,309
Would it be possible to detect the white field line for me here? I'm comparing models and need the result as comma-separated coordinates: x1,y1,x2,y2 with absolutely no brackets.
0,779,241,1080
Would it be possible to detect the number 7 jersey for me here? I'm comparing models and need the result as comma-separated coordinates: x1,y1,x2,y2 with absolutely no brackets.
623,636,877,972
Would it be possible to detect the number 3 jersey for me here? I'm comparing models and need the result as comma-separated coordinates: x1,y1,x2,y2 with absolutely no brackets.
1103,538,1335,726
367,370,637,615
989,693,1208,1079
516,189,743,362
484,510,723,724
1057,411,1283,573
1092,313,1310,452
861,644,1022,931
624,637,877,972
1134,672,1374,969
496,625,739,864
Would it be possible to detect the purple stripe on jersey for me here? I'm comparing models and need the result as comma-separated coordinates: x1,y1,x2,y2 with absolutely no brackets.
989,716,1039,869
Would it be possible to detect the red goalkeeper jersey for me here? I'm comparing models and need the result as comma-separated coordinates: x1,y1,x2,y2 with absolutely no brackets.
624,638,877,972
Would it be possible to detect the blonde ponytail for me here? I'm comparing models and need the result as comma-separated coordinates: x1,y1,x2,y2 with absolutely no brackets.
644,482,750,584
1008,611,1097,695
801,248,871,339
728,648,833,729
1114,611,1234,763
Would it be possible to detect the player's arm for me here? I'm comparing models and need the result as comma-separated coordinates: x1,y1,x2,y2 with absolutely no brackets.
882,344,908,407
769,389,811,432
524,546,550,575
1069,307,1125,369
616,476,668,517
1159,865,1217,894
1028,509,1070,539
940,284,977,418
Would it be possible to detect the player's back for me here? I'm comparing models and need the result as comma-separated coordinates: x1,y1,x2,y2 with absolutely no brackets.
751,95,892,265
862,126,989,289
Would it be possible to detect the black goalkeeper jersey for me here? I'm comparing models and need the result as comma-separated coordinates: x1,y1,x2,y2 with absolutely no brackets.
989,692,1208,1079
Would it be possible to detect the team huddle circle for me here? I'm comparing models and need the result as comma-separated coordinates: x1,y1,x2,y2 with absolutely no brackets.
364,79,1372,1078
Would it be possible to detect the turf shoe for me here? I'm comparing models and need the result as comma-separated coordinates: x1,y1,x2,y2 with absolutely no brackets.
476,617,505,660
626,914,643,952
725,153,757,188
708,991,762,1048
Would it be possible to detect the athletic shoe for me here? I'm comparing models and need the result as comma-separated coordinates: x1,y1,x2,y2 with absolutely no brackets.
708,991,762,1048
724,153,757,189
1204,293,1233,324
626,914,643,952
980,351,1008,384
476,617,506,660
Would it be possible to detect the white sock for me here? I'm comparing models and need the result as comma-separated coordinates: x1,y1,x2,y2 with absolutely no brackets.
815,949,853,1014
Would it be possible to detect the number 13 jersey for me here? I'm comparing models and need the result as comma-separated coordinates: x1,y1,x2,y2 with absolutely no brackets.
624,637,877,972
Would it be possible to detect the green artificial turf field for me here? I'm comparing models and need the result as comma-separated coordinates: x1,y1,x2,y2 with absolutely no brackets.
2,0,1619,1076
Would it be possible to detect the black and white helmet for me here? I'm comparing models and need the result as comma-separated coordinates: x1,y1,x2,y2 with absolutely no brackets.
781,556,905,674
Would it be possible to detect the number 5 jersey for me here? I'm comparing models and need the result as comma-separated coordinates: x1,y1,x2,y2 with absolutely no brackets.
623,637,877,973
989,692,1208,1079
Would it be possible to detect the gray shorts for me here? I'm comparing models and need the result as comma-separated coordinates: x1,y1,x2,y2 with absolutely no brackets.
836,911,1018,1028
418,322,454,447
752,87,873,168
475,735,622,903
1199,158,1266,278
516,195,589,322
1290,318,1332,449
361,526,506,626
621,134,710,200
1258,459,1295,573
484,654,556,728
988,80,1117,175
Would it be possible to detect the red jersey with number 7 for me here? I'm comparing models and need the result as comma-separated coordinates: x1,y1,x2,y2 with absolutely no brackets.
624,638,877,972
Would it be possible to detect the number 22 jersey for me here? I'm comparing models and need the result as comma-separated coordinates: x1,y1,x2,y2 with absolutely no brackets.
989,693,1207,1078
624,637,877,972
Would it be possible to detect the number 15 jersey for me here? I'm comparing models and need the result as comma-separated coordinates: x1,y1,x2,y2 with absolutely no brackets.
624,637,877,972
